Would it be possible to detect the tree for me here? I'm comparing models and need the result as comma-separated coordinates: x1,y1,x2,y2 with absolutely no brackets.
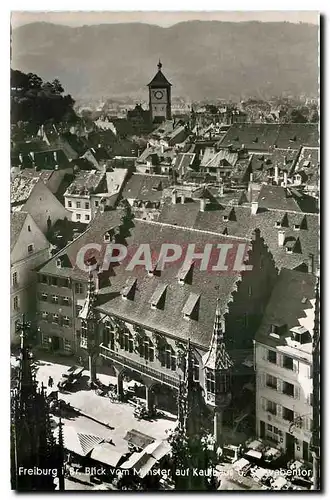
11,69,77,128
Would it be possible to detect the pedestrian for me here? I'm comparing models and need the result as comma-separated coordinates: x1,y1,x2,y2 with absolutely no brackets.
48,375,54,388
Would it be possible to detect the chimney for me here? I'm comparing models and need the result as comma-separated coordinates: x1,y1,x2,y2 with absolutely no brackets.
200,198,206,212
278,230,285,247
283,171,288,188
251,201,258,215
171,189,177,205
160,144,164,154
219,184,224,197
181,194,186,204
249,173,253,182
308,253,314,274
274,166,279,184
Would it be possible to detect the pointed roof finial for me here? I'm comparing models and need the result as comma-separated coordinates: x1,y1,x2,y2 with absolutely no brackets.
157,59,162,71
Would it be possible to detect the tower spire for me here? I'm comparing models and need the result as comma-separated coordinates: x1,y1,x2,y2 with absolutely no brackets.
157,59,162,71
204,299,233,371
16,315,36,404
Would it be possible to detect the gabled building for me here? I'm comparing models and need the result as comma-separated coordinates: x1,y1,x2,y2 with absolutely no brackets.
254,269,316,462
36,211,278,443
11,212,50,342
11,175,70,234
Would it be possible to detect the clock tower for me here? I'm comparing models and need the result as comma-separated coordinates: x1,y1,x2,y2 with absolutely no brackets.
148,60,172,123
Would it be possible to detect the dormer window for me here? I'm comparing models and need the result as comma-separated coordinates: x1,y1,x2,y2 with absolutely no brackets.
121,277,137,301
275,221,282,228
290,136,297,142
177,263,194,285
149,283,167,310
223,215,229,222
104,232,111,242
56,258,62,268
294,224,301,231
290,326,310,345
182,293,200,320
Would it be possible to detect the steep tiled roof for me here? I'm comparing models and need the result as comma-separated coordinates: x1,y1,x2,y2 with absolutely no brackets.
173,153,195,176
219,123,318,151
294,147,319,186
65,170,105,196
11,211,28,251
201,148,239,168
37,210,125,280
255,269,316,350
257,185,318,213
95,220,248,347
147,69,172,87
11,175,40,205
122,173,170,202
157,199,318,272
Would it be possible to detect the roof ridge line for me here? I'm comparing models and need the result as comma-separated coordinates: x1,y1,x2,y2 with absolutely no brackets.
134,218,250,240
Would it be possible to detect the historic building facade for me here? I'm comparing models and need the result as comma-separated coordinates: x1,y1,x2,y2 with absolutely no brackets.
36,209,278,442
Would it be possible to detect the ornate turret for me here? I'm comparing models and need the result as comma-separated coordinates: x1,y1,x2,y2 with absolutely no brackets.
203,299,233,445
11,315,64,491
79,272,100,385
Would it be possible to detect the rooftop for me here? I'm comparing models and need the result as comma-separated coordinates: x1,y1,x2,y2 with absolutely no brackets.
219,123,319,151
11,211,28,251
157,199,318,272
255,268,316,358
122,173,170,202
65,170,105,196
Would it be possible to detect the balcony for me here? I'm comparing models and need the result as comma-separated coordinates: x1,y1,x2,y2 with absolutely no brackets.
99,343,180,388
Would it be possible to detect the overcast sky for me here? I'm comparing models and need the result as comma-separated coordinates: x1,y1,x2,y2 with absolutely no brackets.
11,11,319,29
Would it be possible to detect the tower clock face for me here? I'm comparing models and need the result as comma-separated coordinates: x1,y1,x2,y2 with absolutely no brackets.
154,90,164,100
152,89,167,102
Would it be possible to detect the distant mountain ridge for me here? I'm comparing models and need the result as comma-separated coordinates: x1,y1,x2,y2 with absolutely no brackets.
11,21,319,101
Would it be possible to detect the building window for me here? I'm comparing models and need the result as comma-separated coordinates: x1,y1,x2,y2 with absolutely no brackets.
52,313,59,324
282,407,294,421
95,201,99,207
85,202,90,209
12,272,18,287
85,214,90,221
27,225,31,232
308,393,313,406
27,244,33,254
51,277,58,286
76,201,81,208
103,322,115,350
283,355,294,370
75,283,84,294
63,316,70,326
62,296,70,306
119,331,134,353
267,400,277,415
41,292,48,301
76,214,81,220
160,346,176,370
68,201,72,208
41,274,48,284
64,339,72,351
141,339,155,362
267,350,277,364
266,425,282,443
282,381,294,397
41,311,48,319
193,356,200,381
13,296,19,311
266,374,277,390
206,369,215,394
42,334,52,346
52,295,58,304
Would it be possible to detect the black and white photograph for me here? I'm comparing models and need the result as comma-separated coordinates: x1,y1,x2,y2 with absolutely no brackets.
9,9,320,491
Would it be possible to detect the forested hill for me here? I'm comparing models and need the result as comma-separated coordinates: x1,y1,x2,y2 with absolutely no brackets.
12,21,318,100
